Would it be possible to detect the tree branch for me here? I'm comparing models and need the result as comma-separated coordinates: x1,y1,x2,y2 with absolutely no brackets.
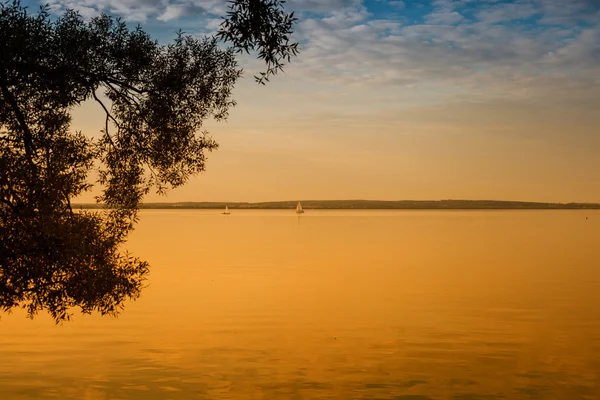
104,76,149,95
104,81,143,108
92,91,117,147
64,189,73,215
0,79,34,163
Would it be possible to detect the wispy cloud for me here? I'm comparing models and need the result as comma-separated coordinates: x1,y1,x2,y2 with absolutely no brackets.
157,4,190,21
389,1,405,9
32,0,600,108
476,1,538,24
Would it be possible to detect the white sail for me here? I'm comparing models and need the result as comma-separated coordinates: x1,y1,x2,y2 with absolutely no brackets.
296,202,304,214
223,205,230,214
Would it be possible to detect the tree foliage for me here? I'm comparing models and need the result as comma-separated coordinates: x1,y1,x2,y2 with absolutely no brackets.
216,0,299,84
0,0,298,322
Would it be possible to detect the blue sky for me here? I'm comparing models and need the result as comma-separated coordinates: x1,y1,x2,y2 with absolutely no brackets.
18,0,600,202
24,0,600,107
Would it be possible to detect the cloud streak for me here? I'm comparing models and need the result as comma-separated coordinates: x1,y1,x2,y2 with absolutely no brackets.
31,0,600,108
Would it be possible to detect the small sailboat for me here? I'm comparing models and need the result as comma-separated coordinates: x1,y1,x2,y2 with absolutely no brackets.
296,201,304,214
222,205,230,215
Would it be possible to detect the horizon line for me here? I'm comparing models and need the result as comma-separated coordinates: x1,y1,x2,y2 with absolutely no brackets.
72,199,600,205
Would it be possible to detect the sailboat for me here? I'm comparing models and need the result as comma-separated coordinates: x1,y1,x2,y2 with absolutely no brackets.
222,205,230,215
296,201,304,214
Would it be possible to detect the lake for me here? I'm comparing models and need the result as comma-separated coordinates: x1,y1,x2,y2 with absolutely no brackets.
1,210,600,399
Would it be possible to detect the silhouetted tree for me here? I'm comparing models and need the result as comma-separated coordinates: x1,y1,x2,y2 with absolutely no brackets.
0,0,298,322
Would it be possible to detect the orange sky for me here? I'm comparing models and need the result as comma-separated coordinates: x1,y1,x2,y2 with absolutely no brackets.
66,0,600,203
73,77,600,203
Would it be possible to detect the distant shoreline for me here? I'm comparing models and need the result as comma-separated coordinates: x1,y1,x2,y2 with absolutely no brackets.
73,200,600,210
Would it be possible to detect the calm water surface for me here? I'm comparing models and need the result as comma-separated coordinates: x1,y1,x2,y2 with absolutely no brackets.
2,210,600,399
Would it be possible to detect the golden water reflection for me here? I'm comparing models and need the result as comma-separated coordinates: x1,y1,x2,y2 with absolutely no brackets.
1,210,599,399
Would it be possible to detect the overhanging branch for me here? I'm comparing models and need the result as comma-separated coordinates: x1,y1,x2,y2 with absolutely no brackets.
0,78,34,163
92,91,118,147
